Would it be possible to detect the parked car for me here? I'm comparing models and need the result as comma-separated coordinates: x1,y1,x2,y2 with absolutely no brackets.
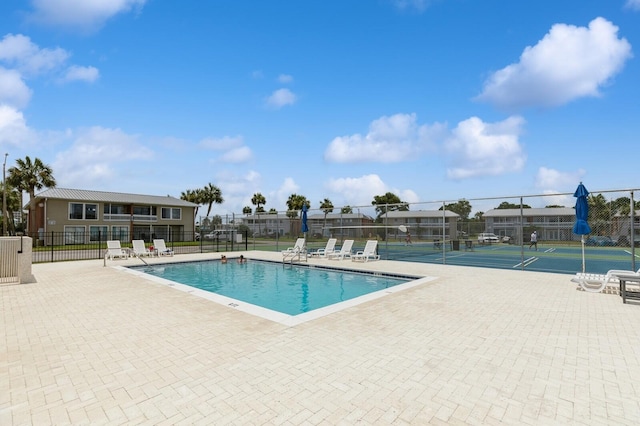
478,233,499,244
585,236,616,246
502,235,512,243
204,231,219,240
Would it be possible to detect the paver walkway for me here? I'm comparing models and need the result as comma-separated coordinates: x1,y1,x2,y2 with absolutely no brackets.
2,251,640,425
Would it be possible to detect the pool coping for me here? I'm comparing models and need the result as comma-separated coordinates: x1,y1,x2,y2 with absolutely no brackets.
116,253,438,326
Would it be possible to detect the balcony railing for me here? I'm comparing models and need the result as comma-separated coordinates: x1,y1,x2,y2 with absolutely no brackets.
103,214,158,222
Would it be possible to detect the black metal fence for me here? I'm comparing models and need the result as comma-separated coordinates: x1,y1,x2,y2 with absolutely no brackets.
28,230,248,263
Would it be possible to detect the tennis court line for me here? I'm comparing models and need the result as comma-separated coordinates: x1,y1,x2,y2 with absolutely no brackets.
513,257,538,268
624,250,640,258
544,247,555,253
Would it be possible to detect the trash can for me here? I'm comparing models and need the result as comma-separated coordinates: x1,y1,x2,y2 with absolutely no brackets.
452,240,460,251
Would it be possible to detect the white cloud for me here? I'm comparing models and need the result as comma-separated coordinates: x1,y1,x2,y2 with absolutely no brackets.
28,0,147,31
199,135,244,150
476,17,632,109
199,135,252,164
220,146,253,163
324,113,445,163
444,116,526,179
271,177,300,210
0,67,32,109
535,167,586,189
61,65,99,83
625,0,640,10
53,126,153,187
266,88,297,108
0,34,69,75
391,0,430,12
0,104,36,147
277,74,293,83
326,174,388,206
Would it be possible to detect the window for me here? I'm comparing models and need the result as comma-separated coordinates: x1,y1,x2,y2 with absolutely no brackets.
133,206,156,216
64,226,86,244
69,203,98,220
89,226,108,242
104,204,130,215
161,207,181,220
111,226,129,241
69,203,83,219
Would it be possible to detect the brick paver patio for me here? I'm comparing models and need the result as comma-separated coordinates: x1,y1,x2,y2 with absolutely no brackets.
2,251,640,425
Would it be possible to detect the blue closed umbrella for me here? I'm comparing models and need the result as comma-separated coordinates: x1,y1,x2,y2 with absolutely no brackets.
573,182,591,273
301,204,309,234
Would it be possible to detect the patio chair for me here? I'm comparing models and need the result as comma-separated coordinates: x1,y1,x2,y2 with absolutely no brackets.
310,238,337,258
571,267,640,293
132,239,153,257
352,240,380,262
153,239,174,256
327,239,354,260
282,238,306,261
106,240,129,260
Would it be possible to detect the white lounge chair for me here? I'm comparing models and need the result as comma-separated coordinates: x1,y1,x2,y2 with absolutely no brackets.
282,238,306,255
310,238,337,258
571,267,640,293
352,240,380,262
132,240,153,257
106,240,129,260
327,239,354,260
282,238,306,261
153,239,174,256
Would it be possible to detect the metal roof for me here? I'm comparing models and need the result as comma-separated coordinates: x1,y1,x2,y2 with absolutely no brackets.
484,207,575,217
33,188,199,207
382,210,460,218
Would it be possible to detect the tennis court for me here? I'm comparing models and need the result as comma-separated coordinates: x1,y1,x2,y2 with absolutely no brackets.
373,240,638,275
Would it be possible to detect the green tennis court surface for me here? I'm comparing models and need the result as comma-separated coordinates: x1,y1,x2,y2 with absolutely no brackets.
374,241,637,275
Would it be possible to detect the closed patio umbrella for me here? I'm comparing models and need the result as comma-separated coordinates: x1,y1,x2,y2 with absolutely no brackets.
573,182,592,273
301,204,309,237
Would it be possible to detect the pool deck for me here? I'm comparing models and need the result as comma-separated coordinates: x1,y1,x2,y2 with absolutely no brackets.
2,251,640,425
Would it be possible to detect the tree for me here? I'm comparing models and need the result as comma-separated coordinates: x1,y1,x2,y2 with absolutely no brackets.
268,208,277,214
201,183,223,217
251,193,266,235
242,206,252,215
180,188,203,220
320,198,334,237
0,181,21,234
371,192,408,219
286,193,310,236
496,201,531,209
7,156,56,233
251,193,266,213
588,194,611,235
440,200,472,220
340,206,353,214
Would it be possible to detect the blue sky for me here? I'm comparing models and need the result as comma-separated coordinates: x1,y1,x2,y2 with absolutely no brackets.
1,0,639,216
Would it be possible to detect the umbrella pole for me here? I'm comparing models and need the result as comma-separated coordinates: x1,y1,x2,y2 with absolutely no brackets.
581,236,585,273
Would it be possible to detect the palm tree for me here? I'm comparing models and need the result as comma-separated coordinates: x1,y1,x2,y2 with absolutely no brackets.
0,181,21,234
180,188,203,220
286,193,309,236
320,198,334,238
7,156,56,233
251,192,266,236
201,183,224,217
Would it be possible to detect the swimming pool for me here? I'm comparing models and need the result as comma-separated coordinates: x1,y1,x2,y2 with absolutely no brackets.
125,258,435,325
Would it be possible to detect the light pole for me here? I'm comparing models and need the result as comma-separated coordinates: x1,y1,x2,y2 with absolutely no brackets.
2,153,7,236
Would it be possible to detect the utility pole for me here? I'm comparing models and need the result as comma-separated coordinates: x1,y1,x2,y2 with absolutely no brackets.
2,153,7,236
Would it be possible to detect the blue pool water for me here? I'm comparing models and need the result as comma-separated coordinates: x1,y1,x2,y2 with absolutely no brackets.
131,260,409,315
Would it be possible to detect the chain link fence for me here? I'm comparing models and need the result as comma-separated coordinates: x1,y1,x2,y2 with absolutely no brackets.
24,188,639,275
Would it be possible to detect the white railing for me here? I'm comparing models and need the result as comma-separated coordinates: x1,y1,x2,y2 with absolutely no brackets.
103,214,158,222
